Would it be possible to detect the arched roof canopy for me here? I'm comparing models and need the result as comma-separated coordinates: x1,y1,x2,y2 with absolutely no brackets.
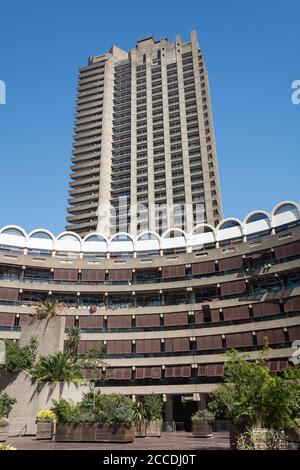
109,232,135,252
161,228,187,250
27,229,55,251
243,211,271,236
82,233,108,253
190,224,216,250
272,201,300,228
136,231,160,252
0,225,27,248
216,218,243,242
55,231,82,252
0,225,27,237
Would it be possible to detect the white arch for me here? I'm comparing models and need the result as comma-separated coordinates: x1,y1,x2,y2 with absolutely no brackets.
216,218,243,242
55,231,82,252
191,223,216,237
190,224,216,250
27,229,55,251
243,210,271,237
0,225,27,237
0,225,27,249
136,231,161,252
161,228,187,250
28,228,55,240
243,210,270,225
161,228,187,240
272,200,300,217
109,232,135,253
83,232,108,244
271,200,300,229
136,231,161,242
82,232,108,253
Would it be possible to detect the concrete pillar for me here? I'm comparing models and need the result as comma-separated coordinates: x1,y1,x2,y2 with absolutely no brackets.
163,396,174,432
199,392,209,410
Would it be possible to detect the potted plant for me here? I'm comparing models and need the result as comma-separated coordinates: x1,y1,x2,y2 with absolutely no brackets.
133,401,147,437
192,409,215,438
143,395,163,437
36,409,56,440
0,392,16,442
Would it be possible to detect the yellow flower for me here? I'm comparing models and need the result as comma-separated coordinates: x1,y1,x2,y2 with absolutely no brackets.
36,409,56,422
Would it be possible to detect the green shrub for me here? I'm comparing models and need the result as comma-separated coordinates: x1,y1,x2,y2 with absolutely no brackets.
192,409,215,423
52,394,135,425
109,404,135,425
93,394,134,424
142,395,163,421
133,401,147,423
51,399,82,424
0,418,9,428
1,337,37,374
0,392,16,418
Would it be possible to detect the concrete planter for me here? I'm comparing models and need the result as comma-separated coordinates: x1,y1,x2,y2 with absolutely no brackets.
192,420,213,438
36,421,55,440
134,421,146,437
0,425,9,442
55,422,135,443
145,421,161,437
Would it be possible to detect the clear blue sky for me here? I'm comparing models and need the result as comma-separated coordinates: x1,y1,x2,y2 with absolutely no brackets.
0,0,299,234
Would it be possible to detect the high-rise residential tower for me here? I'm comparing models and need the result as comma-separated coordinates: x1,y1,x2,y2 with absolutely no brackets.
66,31,223,237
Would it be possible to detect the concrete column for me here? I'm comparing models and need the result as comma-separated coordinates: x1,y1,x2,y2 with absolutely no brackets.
199,392,209,410
163,396,174,432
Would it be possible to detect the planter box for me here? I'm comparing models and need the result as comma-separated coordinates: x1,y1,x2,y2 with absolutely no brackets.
55,422,135,443
36,421,55,440
192,421,213,438
135,421,146,438
145,421,161,437
0,426,9,442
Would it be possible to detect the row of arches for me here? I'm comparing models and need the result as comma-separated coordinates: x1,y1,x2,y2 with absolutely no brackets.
0,201,299,253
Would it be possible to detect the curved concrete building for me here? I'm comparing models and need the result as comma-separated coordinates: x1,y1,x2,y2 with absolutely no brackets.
0,200,299,429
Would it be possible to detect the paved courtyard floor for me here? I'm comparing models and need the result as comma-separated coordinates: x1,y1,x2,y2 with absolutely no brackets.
6,431,230,450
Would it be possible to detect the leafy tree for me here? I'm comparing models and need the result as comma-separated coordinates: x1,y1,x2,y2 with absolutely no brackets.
1,337,37,373
208,349,300,430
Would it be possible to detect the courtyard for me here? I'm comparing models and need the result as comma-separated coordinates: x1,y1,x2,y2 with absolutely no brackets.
5,431,230,451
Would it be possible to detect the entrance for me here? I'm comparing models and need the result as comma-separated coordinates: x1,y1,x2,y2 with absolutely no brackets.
172,396,197,432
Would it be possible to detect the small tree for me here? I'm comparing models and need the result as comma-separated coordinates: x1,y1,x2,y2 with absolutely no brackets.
208,349,300,430
36,299,62,320
30,352,84,385
65,327,81,359
1,337,37,374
